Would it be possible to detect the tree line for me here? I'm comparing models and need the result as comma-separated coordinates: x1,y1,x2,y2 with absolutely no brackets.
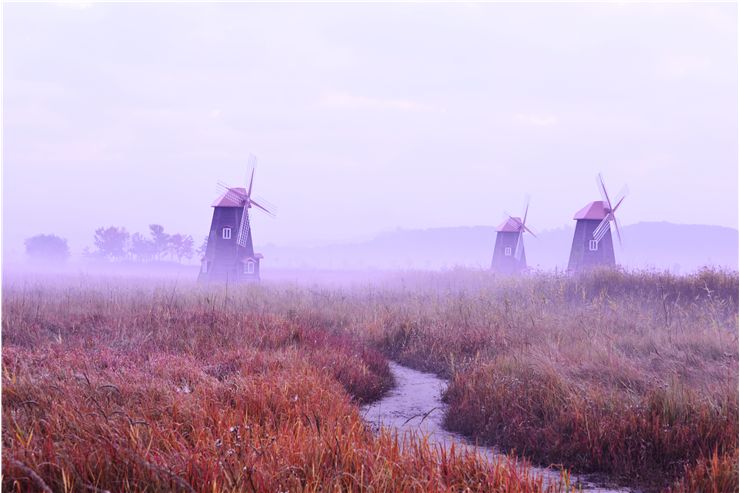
24,225,206,263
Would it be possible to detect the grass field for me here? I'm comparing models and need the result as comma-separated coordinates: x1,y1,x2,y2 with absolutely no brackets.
2,268,737,492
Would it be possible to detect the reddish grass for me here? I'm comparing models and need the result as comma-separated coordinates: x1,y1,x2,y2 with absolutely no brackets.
2,281,565,492
443,359,737,486
3,268,736,491
351,269,739,490
669,449,738,493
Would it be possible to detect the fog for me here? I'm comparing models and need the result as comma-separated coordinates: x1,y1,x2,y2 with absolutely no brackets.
4,3,737,269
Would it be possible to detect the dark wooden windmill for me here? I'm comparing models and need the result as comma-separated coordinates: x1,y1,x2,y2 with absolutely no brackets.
567,174,627,272
491,200,535,274
198,156,274,283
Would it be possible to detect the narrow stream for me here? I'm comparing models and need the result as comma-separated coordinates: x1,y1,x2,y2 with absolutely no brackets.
362,362,635,493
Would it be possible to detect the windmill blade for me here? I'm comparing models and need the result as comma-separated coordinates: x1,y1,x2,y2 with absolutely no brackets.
522,197,530,228
612,195,626,214
216,182,242,200
509,216,536,237
216,182,246,205
593,220,609,242
216,182,275,217
245,154,257,195
505,212,524,231
246,167,255,198
596,173,613,211
245,154,257,198
508,213,536,237
216,181,237,194
218,189,246,207
253,194,278,215
593,215,611,241
236,206,250,247
514,231,524,260
613,214,623,247
612,185,628,213
522,224,537,238
502,210,516,230
250,198,275,217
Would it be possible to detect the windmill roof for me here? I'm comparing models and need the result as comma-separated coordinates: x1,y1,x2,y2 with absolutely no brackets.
497,217,523,232
212,187,247,207
574,200,609,220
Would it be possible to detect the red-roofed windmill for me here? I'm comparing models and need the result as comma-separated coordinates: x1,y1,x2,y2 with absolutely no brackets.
567,174,627,272
491,199,535,274
198,155,274,283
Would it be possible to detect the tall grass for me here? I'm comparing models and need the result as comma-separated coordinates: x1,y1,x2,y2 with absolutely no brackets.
360,269,738,490
2,278,565,492
2,268,737,491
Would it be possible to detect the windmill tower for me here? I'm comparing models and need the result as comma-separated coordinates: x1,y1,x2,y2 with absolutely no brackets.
198,156,274,283
567,174,627,272
491,200,535,274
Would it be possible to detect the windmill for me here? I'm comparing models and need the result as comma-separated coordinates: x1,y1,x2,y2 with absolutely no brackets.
567,174,627,272
198,155,274,283
491,199,535,274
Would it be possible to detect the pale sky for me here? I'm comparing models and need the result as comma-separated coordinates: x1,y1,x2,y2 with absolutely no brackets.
3,2,737,255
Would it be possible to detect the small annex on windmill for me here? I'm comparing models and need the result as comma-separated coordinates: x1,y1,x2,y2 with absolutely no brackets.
567,173,627,272
198,155,274,283
491,199,535,275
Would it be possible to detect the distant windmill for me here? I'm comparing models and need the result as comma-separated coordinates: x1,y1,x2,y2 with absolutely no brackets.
567,174,627,272
198,155,274,283
491,199,535,274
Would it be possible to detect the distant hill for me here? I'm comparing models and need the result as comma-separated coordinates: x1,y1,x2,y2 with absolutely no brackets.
260,222,738,273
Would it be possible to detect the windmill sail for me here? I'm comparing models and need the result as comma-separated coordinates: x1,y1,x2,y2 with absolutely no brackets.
514,231,524,260
592,214,612,242
236,156,257,247
591,178,627,245
237,207,250,247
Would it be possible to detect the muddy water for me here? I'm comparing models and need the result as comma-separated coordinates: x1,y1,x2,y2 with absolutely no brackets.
362,362,634,493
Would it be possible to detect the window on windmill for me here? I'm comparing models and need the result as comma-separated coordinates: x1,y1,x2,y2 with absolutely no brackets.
222,227,232,240
244,261,255,274
504,247,512,256
589,239,598,251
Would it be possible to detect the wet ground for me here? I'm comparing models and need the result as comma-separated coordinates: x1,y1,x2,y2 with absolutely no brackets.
362,362,635,492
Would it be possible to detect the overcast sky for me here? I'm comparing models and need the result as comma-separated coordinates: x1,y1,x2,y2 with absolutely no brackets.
4,2,737,254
